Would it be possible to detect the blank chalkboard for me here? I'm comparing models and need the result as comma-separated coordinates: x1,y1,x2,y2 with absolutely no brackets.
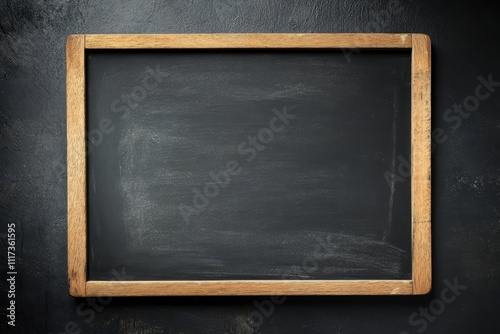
67,34,431,296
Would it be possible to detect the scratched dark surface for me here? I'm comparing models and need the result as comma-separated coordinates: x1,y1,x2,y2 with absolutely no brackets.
1,0,499,333
86,49,412,281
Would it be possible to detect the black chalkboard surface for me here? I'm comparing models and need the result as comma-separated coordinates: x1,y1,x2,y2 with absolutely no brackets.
86,48,412,282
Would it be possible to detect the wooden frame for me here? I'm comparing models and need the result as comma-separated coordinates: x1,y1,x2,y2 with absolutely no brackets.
67,33,431,297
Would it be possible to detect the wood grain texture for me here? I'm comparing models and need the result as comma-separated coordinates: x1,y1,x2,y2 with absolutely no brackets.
411,34,432,295
66,34,87,297
67,33,430,296
84,33,412,49
85,280,413,296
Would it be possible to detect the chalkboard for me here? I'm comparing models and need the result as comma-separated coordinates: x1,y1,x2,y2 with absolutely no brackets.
67,34,431,296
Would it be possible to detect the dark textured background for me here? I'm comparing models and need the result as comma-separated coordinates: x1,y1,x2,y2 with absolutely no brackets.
0,0,499,333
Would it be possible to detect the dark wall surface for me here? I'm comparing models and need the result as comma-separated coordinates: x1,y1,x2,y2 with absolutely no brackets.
0,0,499,333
